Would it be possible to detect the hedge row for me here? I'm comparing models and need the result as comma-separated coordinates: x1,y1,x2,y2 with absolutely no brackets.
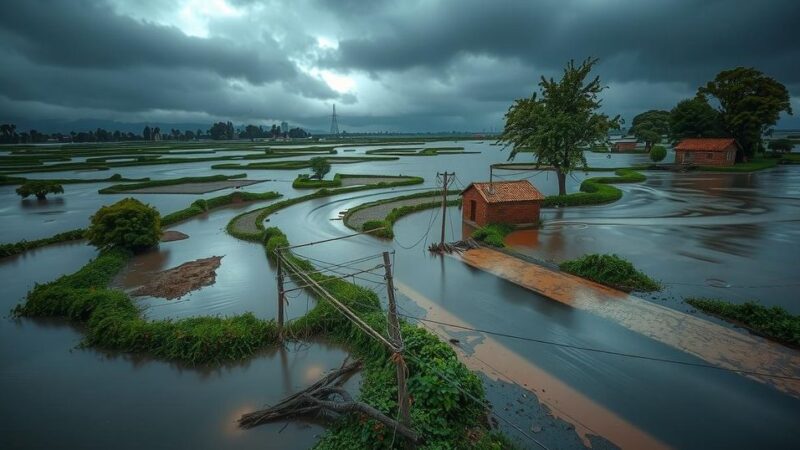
542,168,646,207
292,173,423,189
0,229,87,258
686,298,799,347
98,173,247,194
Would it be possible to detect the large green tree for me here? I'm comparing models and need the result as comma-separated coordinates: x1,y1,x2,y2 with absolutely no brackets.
630,110,670,151
669,96,724,141
15,181,64,200
698,67,792,161
86,198,161,251
309,157,331,180
499,58,621,195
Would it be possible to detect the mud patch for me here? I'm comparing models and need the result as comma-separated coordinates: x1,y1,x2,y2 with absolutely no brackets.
132,256,223,299
161,230,189,242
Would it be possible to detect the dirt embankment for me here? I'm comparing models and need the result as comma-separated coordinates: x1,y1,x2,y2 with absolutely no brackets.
132,256,223,299
160,230,189,242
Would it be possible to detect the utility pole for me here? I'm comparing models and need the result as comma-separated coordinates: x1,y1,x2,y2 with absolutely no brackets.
275,249,285,342
437,171,454,247
383,251,410,428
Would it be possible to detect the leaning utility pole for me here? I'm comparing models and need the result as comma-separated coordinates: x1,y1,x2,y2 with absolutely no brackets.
383,251,411,428
436,172,455,247
275,248,286,342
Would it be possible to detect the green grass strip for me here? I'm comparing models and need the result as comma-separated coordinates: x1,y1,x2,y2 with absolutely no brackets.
98,174,247,194
341,190,459,239
559,253,661,292
686,298,800,347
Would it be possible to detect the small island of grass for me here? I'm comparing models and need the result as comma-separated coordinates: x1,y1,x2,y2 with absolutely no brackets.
559,253,661,292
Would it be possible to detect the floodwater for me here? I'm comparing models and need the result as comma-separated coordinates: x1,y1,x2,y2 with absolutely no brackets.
2,141,800,449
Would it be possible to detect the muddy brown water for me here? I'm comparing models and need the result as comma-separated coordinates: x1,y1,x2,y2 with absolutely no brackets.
3,142,800,449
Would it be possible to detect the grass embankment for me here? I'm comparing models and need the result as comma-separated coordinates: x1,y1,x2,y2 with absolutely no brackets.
559,254,661,292
0,229,87,258
212,156,399,171
471,224,514,248
12,224,512,448
686,298,800,347
780,153,800,164
98,174,247,194
342,191,459,239
365,147,475,156
0,190,282,258
695,158,778,172
292,173,423,189
543,168,646,207
0,173,149,186
227,179,427,241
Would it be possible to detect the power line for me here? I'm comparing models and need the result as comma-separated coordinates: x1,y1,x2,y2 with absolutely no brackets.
397,313,800,382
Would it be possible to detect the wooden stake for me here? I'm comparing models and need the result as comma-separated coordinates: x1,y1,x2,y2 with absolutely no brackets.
383,252,411,428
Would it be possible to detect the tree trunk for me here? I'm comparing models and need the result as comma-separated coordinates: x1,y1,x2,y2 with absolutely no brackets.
556,169,567,196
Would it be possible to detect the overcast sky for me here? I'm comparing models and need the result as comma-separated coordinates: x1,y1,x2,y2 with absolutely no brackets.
1,0,799,132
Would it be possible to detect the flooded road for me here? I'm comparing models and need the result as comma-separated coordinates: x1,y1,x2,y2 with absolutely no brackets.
3,141,800,449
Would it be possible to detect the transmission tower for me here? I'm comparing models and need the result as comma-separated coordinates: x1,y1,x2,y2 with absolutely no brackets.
329,104,340,136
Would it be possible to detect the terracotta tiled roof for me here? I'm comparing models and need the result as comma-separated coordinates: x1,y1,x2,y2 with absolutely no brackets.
674,138,737,152
461,180,545,203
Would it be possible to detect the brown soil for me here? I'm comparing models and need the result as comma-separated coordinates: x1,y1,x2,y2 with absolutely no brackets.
132,256,223,299
160,230,189,242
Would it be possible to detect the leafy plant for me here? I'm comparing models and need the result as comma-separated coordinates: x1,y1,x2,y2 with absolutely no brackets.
86,198,161,251
472,223,514,247
650,145,667,163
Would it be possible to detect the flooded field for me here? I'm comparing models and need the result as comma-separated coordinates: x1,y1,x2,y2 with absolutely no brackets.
2,140,799,449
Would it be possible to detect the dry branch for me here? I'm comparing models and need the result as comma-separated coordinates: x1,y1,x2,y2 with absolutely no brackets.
238,359,421,444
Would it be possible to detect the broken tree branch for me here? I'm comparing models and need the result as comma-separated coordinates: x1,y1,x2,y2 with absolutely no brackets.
238,359,421,445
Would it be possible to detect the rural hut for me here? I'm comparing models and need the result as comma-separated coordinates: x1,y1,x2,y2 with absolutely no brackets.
611,140,639,152
460,180,544,227
674,138,739,166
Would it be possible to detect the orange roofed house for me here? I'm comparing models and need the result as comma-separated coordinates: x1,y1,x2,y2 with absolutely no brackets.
674,138,739,166
460,180,545,227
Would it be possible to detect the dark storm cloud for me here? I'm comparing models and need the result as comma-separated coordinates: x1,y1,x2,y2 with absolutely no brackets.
324,0,800,86
1,0,798,131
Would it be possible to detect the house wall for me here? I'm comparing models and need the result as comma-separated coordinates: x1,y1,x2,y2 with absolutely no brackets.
675,144,736,166
461,188,541,227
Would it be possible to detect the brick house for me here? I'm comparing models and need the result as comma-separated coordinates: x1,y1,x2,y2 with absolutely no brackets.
612,140,638,152
674,138,739,166
460,180,545,227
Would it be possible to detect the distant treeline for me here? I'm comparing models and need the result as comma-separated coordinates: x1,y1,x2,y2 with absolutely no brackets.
0,122,309,144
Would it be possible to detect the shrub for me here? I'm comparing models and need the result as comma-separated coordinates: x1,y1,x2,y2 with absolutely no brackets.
86,198,161,251
559,253,661,292
472,223,514,247
650,145,667,162
309,156,331,180
15,181,64,199
362,220,393,238
191,198,208,211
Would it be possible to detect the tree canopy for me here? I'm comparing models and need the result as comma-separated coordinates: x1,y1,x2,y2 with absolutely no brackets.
309,157,331,180
86,198,161,252
669,97,725,141
15,181,64,200
698,67,792,160
630,110,670,151
499,57,621,195
649,145,667,163
767,138,794,153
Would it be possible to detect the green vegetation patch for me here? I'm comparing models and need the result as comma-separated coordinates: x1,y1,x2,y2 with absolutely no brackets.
212,156,399,171
292,173,423,189
559,253,661,292
543,168,645,207
686,298,800,347
471,223,514,248
0,229,86,258
695,158,778,172
341,190,459,239
98,174,247,193
365,147,475,157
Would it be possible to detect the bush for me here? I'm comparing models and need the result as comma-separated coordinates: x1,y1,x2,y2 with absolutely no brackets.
686,298,800,346
650,145,667,162
362,220,393,238
472,223,514,247
191,198,208,211
86,198,161,251
559,253,661,292
309,156,331,180
15,181,64,199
